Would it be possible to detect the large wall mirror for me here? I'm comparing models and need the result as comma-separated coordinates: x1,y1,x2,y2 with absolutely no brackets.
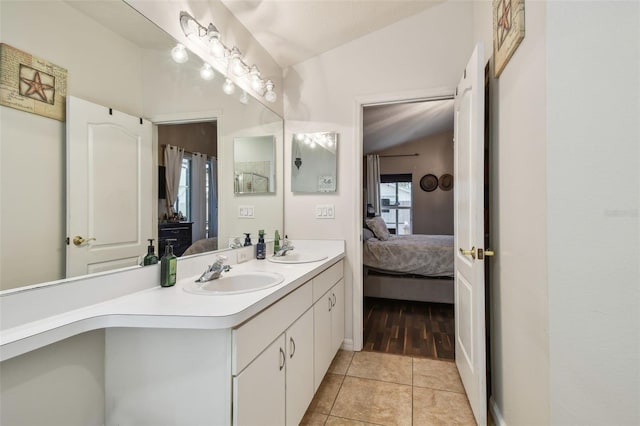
0,0,284,291
291,132,338,193
234,136,276,194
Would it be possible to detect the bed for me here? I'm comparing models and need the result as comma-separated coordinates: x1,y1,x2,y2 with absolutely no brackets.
362,217,454,303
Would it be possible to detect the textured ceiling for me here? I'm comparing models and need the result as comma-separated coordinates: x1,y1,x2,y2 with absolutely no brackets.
363,99,454,154
219,0,444,68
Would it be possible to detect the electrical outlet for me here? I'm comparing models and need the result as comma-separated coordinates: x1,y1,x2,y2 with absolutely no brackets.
236,246,253,263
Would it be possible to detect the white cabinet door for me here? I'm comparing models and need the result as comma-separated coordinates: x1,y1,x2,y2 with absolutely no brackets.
313,291,333,392
330,279,345,355
285,308,314,426
234,335,286,426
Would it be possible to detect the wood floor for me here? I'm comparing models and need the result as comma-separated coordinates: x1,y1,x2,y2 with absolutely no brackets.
363,297,455,360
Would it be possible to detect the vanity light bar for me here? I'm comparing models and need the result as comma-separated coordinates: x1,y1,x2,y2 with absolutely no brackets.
175,11,277,103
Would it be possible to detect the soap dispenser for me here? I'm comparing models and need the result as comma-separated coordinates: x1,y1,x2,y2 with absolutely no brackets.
274,230,280,255
160,239,177,287
243,233,252,246
143,239,159,265
256,230,266,260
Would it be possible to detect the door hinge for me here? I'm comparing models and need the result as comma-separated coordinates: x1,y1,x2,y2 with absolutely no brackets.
109,108,113,115
65,237,70,245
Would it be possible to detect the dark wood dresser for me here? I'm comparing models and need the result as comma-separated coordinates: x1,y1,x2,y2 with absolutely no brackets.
158,222,193,257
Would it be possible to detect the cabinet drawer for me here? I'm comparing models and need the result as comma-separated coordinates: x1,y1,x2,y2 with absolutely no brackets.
312,260,343,303
232,281,312,375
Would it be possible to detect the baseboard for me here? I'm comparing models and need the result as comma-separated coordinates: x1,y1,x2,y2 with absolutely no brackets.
341,338,354,351
489,396,506,426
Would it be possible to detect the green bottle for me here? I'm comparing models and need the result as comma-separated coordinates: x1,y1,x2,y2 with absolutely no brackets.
274,230,280,255
143,239,159,265
160,240,177,287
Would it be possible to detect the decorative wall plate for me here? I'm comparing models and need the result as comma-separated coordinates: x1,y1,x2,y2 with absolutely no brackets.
439,173,453,191
419,174,438,192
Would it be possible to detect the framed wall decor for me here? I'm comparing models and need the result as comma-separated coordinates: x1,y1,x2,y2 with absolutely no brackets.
493,0,525,78
0,43,67,121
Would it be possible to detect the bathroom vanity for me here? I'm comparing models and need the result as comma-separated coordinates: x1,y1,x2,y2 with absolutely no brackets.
0,240,344,426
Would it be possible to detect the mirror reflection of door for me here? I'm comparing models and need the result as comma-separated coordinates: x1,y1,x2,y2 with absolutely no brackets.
66,96,153,277
157,121,218,257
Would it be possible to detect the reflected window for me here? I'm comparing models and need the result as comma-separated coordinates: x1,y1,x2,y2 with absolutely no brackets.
380,174,412,235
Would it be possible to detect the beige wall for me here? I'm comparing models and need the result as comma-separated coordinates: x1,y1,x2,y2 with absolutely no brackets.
0,331,105,426
374,130,454,235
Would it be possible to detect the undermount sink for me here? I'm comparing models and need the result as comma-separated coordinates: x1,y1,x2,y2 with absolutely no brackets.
183,271,285,295
267,253,328,264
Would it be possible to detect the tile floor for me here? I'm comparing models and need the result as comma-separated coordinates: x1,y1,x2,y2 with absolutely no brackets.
301,350,477,425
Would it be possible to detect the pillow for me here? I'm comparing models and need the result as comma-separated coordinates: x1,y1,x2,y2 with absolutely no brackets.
365,216,391,241
362,228,375,241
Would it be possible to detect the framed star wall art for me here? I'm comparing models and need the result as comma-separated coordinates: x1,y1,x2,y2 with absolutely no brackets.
0,43,67,121
493,0,525,78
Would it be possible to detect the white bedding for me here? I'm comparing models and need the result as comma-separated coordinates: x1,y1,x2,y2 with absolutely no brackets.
363,234,454,277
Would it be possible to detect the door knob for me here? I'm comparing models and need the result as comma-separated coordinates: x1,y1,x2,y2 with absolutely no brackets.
73,236,96,246
459,246,476,259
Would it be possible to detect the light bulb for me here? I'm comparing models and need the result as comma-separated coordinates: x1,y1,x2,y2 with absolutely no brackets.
171,43,188,64
210,37,225,58
200,63,215,81
223,78,235,95
239,91,249,105
249,65,264,92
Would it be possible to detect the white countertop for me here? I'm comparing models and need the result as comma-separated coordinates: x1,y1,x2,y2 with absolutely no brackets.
0,240,344,361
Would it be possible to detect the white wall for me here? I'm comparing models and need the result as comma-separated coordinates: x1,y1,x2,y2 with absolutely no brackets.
284,0,474,349
547,2,639,424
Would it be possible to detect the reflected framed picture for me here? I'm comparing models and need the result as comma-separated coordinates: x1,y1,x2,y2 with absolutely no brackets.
493,0,525,78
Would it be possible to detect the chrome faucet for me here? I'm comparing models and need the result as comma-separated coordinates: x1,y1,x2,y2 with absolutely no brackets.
274,239,295,257
196,255,231,283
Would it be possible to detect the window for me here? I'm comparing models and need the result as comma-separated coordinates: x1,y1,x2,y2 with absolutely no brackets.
380,173,412,235
175,156,191,220
175,155,216,238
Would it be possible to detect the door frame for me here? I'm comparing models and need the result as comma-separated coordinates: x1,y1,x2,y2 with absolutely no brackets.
151,110,222,245
352,87,455,351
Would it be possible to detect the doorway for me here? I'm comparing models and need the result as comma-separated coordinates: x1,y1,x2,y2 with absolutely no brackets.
360,97,456,360
153,112,221,258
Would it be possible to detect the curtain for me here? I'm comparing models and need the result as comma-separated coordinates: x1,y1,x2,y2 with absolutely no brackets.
366,154,381,215
208,156,218,238
164,144,184,217
191,153,207,242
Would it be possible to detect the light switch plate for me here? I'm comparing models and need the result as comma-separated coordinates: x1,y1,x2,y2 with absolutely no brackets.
238,205,255,218
315,204,335,219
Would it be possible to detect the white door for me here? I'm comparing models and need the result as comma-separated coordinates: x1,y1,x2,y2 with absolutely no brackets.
454,44,487,426
67,96,153,277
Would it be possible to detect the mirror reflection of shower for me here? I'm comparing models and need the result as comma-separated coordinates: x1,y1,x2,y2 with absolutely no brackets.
291,132,338,193
233,135,276,194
